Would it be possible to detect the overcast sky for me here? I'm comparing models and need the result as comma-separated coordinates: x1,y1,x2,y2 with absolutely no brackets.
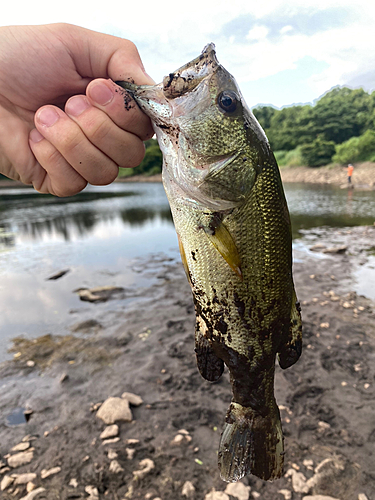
3,0,374,108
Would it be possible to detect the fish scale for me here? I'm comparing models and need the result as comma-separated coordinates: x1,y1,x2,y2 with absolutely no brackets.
117,43,302,482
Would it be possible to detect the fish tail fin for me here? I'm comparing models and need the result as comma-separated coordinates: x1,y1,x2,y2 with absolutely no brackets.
218,401,284,482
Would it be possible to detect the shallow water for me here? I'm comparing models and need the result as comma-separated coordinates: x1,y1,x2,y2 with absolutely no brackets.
0,181,375,362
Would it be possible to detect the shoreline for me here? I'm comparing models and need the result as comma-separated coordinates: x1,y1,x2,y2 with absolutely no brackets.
1,161,375,190
0,226,374,499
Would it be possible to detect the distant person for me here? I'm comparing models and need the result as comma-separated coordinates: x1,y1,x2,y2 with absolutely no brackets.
0,24,155,197
347,163,354,184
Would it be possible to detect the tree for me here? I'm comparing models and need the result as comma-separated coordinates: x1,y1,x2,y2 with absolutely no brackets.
300,136,336,167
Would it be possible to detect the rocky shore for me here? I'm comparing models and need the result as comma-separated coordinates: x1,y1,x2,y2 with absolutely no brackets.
0,226,375,500
280,162,375,190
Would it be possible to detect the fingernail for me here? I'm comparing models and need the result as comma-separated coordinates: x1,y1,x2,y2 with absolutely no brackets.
88,82,114,106
66,96,90,117
29,128,44,143
37,107,59,127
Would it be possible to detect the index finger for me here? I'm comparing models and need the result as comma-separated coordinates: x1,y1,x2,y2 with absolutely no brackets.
86,79,154,141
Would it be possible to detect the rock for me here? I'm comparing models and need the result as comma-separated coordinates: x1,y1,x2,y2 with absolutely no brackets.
1,475,14,491
26,360,35,367
125,438,140,446
132,458,155,480
11,442,31,452
96,397,132,424
69,478,78,488
102,437,120,445
19,487,46,500
121,392,143,406
358,495,369,500
27,482,36,492
322,246,347,254
126,448,136,460
70,319,102,333
75,286,124,302
278,490,292,500
8,450,34,468
182,480,196,498
41,466,61,479
107,449,118,460
85,485,99,499
303,497,340,500
224,482,251,499
204,490,230,500
285,469,310,494
303,459,314,470
100,424,119,439
47,269,69,280
13,473,37,484
251,493,260,499
109,460,124,473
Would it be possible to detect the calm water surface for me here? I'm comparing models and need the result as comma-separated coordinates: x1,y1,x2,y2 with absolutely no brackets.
1,181,375,361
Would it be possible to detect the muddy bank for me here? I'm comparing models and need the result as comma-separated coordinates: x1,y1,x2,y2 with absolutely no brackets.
0,227,375,500
280,162,375,190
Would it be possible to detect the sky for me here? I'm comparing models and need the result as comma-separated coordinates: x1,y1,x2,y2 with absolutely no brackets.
3,0,375,109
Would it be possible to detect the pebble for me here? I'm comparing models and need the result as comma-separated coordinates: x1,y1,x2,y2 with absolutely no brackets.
27,482,36,492
358,494,369,500
102,437,120,445
69,478,78,488
132,458,155,480
13,473,37,484
107,449,118,460
182,480,196,498
320,322,329,328
109,460,124,473
278,490,292,500
1,475,14,491
8,450,34,468
85,485,99,499
224,482,251,500
100,424,119,439
302,497,340,500
19,487,46,500
96,397,132,424
11,442,31,452
204,490,230,500
41,466,61,479
285,469,310,494
251,493,260,499
126,448,136,460
121,392,143,406
303,459,314,470
26,360,35,367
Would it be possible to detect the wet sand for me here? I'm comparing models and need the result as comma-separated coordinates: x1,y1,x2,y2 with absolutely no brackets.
0,226,375,500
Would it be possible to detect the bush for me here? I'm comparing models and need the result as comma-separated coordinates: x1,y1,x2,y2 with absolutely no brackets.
300,136,336,167
333,129,375,164
275,147,304,167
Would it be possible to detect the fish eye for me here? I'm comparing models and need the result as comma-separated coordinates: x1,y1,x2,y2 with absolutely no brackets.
218,90,238,113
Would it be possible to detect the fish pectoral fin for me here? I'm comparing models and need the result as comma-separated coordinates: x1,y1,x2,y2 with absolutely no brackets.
203,220,242,278
177,234,192,285
277,288,302,369
195,324,224,382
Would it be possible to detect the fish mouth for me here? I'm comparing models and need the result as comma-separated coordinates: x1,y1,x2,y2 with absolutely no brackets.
162,43,219,99
115,43,219,118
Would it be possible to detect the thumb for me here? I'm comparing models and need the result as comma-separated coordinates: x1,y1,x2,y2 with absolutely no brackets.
58,23,155,86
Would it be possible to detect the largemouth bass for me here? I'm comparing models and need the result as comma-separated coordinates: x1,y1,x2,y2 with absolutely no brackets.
117,44,302,482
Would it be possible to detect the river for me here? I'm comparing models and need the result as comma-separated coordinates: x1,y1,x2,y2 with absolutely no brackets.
1,181,375,362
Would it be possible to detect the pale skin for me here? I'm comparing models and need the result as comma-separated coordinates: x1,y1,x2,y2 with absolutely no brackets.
0,23,155,196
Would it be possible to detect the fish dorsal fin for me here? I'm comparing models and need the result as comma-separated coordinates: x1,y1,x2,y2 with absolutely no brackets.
203,217,242,278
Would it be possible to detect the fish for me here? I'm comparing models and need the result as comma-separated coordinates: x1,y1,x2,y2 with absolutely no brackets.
116,43,302,482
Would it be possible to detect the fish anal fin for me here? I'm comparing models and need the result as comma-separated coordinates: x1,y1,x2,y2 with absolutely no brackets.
203,219,242,278
278,288,302,369
195,324,224,382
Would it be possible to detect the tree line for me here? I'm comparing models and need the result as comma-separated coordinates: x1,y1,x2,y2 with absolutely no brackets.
118,86,375,177
253,86,375,167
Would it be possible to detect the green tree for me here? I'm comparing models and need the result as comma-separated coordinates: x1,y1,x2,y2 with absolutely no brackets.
300,135,336,167
333,129,375,164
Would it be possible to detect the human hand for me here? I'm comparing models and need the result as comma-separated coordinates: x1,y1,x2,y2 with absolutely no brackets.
0,23,154,196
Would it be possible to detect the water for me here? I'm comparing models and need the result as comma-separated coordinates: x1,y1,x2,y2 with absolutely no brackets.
1,181,375,362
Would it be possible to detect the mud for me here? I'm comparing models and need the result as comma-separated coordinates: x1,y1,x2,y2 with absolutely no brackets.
0,226,375,500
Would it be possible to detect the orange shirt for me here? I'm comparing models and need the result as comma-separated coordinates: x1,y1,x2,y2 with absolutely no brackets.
347,165,354,176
